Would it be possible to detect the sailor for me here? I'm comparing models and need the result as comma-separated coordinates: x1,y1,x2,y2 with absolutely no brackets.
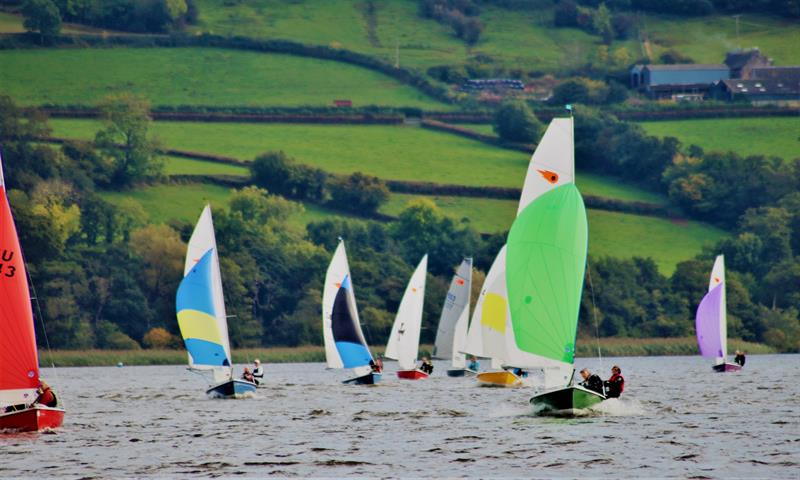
511,367,528,378
578,368,604,395
419,357,434,375
467,355,480,372
241,367,255,383
734,350,746,367
370,356,383,373
34,380,58,408
252,359,264,384
603,365,625,398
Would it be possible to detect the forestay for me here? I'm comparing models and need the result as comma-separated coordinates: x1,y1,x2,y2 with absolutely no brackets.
433,258,472,368
386,255,428,371
0,153,40,407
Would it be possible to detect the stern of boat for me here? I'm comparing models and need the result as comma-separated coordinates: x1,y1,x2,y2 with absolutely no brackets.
397,369,429,380
712,362,742,373
476,370,522,388
0,405,65,432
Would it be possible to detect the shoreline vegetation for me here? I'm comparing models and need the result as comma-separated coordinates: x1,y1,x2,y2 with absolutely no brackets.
39,338,775,367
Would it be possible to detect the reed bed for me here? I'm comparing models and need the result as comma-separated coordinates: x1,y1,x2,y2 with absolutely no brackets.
40,338,774,367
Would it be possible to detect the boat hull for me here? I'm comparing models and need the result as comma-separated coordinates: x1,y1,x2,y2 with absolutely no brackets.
206,379,257,399
476,370,522,388
446,368,477,377
397,369,429,380
0,405,65,432
713,362,742,372
343,372,382,385
530,385,605,415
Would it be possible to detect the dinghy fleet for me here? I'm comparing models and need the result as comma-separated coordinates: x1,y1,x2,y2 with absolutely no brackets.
0,114,747,431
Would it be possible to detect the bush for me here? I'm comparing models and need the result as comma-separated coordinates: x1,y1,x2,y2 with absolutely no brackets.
659,49,695,64
142,327,181,349
96,321,141,350
328,172,389,214
493,100,543,143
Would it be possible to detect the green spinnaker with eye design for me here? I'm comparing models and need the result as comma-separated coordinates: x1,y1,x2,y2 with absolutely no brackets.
506,183,587,365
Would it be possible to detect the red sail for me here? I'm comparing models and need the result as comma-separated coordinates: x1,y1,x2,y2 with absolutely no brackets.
0,159,39,406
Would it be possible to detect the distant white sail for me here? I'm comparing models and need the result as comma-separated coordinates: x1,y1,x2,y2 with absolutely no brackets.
386,255,427,370
433,258,472,368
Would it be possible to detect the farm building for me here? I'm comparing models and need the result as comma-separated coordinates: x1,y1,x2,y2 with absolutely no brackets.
630,64,730,99
711,78,800,106
724,48,773,79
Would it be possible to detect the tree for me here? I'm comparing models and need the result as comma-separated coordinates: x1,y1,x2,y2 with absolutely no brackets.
22,0,62,43
95,93,163,187
328,172,389,214
493,100,543,143
143,327,181,349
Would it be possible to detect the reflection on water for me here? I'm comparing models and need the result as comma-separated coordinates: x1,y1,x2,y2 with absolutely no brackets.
0,355,797,477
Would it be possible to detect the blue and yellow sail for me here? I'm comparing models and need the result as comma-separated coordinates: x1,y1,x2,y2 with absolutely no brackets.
176,248,230,367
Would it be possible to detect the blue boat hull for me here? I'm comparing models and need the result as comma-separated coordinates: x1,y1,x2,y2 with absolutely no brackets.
343,372,382,385
206,379,257,398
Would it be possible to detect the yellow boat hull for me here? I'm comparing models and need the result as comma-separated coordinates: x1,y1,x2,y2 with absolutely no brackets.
476,370,522,388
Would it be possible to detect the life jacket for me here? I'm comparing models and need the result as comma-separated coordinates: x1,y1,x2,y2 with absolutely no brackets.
609,373,624,393
36,388,57,408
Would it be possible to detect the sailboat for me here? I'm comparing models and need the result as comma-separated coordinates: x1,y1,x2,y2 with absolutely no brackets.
432,258,474,377
513,117,604,413
0,152,65,432
176,205,256,399
696,255,741,372
322,240,381,385
386,255,428,379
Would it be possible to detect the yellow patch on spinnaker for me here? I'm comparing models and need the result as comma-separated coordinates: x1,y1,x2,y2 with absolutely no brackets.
177,309,223,344
480,293,507,333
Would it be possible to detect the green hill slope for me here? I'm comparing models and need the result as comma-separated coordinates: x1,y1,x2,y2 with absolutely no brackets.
638,117,800,160
0,47,450,109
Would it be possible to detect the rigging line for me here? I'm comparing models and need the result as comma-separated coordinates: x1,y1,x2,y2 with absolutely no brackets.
27,266,64,405
586,262,603,371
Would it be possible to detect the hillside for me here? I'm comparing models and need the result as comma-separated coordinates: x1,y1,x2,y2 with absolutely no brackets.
639,117,800,160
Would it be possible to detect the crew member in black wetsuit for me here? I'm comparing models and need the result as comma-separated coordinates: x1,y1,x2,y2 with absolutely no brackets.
578,368,604,395
603,365,625,398
734,350,746,367
419,357,434,375
252,359,264,385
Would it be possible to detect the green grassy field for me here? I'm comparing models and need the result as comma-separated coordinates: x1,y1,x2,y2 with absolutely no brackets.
382,193,722,274
101,183,234,224
638,117,800,161
51,119,668,205
0,47,449,109
645,14,800,66
163,156,249,176
191,1,800,72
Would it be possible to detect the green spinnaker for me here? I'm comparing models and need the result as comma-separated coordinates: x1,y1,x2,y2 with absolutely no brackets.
506,183,588,364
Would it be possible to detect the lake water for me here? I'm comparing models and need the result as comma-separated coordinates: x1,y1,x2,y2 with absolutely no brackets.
1,354,797,478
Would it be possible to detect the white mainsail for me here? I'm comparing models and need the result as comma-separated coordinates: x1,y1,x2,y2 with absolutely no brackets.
183,205,231,381
385,255,427,370
322,240,351,369
710,255,727,364
433,258,472,368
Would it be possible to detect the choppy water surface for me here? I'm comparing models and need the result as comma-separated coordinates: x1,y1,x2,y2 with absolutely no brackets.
1,355,797,478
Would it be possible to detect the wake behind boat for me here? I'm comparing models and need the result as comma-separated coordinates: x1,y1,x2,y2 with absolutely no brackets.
0,152,65,432
176,205,256,399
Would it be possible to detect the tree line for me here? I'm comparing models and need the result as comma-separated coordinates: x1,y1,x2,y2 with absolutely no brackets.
1,94,798,352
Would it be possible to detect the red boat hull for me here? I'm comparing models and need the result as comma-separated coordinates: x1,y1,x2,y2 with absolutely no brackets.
397,369,429,380
713,362,742,372
0,405,65,432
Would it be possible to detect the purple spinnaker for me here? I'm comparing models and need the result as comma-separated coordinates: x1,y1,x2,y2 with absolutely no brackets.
696,284,723,358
